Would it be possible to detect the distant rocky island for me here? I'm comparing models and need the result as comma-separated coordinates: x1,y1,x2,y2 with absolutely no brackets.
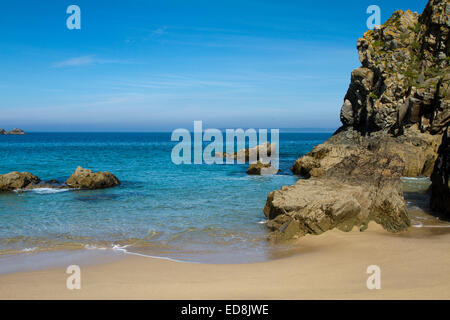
265,0,449,241
0,128,26,135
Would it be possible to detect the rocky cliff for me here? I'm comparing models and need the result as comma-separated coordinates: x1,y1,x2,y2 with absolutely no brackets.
294,0,449,178
266,0,450,240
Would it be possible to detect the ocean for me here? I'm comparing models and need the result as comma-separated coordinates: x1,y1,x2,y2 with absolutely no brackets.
0,132,332,266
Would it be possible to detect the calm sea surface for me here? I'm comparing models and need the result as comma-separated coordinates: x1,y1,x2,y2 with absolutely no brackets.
0,132,332,264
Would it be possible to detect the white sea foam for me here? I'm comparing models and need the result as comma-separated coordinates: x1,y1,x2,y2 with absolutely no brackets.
85,244,107,250
14,188,71,194
21,247,37,252
109,244,192,263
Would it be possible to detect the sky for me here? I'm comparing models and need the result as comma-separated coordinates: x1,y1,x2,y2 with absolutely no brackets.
0,0,429,131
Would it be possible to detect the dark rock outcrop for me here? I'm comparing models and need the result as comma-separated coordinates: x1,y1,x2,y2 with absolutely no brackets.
430,125,450,216
65,166,121,190
0,172,40,191
246,161,278,175
0,129,6,135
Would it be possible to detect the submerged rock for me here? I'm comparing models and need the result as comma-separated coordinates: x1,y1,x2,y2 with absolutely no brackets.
0,172,40,192
246,161,278,175
65,166,121,190
430,126,450,216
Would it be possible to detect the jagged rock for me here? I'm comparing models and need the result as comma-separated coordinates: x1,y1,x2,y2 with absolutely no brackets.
0,172,40,192
293,0,448,180
246,161,278,175
265,153,410,241
65,166,121,190
292,126,441,177
352,0,449,134
6,128,25,135
430,126,450,216
0,129,6,135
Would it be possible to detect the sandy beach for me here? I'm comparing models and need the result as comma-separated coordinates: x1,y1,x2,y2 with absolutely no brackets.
1,222,449,300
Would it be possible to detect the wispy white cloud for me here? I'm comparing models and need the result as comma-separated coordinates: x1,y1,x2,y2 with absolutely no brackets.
151,26,168,36
52,55,128,68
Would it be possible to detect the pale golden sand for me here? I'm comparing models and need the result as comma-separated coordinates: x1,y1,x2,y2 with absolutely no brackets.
1,223,449,300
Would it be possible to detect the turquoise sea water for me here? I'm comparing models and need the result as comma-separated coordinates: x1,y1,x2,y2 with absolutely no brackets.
0,132,332,264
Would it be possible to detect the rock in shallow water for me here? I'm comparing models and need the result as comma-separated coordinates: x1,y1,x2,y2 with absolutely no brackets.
0,172,40,191
215,142,273,163
265,152,410,241
65,166,121,190
246,161,278,175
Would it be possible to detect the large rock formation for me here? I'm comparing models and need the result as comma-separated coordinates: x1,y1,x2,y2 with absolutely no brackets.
265,152,410,241
267,0,449,240
294,0,449,179
65,166,121,190
0,129,6,135
0,172,40,191
430,125,450,216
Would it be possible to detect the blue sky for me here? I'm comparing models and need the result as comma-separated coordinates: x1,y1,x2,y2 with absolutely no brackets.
0,0,429,131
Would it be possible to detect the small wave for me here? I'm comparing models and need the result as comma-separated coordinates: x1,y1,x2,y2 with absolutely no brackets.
15,188,71,194
84,244,107,250
257,220,268,224
21,247,37,252
109,244,191,263
111,244,131,253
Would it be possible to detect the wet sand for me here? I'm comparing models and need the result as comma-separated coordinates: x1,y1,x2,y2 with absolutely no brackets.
1,222,449,300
